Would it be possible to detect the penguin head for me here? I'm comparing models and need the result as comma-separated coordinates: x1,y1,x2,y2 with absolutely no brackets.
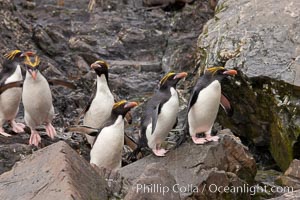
91,60,109,81
112,100,138,118
4,50,23,61
159,72,187,90
24,54,41,80
205,67,237,81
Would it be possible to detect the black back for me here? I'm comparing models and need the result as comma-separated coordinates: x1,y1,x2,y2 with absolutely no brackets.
0,54,23,86
139,72,183,148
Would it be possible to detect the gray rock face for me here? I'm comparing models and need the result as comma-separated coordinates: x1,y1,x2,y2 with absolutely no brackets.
191,169,252,200
0,141,108,200
197,0,300,170
120,130,257,198
124,163,181,200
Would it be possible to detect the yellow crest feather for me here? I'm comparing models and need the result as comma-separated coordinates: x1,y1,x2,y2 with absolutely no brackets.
24,55,40,68
95,60,109,68
113,100,127,109
159,72,176,86
206,66,225,76
4,50,22,60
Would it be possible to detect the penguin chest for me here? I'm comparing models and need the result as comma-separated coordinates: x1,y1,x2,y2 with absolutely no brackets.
0,65,22,119
23,72,54,125
83,91,114,128
188,80,221,135
146,88,179,148
90,116,124,171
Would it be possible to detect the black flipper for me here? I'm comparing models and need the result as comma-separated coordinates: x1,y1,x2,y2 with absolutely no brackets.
172,117,178,129
64,125,99,137
74,84,97,125
0,81,23,95
220,93,233,116
124,133,138,151
48,79,77,89
151,103,162,134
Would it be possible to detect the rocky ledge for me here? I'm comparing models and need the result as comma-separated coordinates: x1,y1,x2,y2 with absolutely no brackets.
0,129,258,199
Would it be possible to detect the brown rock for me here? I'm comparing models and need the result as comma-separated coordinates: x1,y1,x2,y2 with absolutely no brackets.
269,189,300,200
191,168,251,200
120,129,256,198
124,163,181,200
276,159,300,190
0,141,108,200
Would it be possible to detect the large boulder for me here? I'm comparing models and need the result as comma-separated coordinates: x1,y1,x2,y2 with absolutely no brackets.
124,163,181,200
120,130,257,199
276,159,300,190
197,0,300,170
0,141,108,200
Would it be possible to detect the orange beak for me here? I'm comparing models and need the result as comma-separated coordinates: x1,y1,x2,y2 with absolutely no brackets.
31,71,37,80
223,70,237,76
174,72,188,79
124,102,138,109
91,63,100,69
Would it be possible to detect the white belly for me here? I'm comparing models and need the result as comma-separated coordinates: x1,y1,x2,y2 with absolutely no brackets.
188,80,221,136
146,87,179,149
83,75,114,128
83,93,114,128
22,71,54,128
0,65,22,122
90,116,124,171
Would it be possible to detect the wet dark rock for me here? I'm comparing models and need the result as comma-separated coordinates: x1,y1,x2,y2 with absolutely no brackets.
197,0,300,171
0,141,108,200
120,130,257,198
124,163,181,200
0,139,32,175
276,159,300,190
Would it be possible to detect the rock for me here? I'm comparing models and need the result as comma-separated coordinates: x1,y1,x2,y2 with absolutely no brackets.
197,0,300,170
0,141,108,200
191,169,251,200
0,142,32,175
120,130,257,198
269,189,300,200
276,159,300,190
124,163,181,200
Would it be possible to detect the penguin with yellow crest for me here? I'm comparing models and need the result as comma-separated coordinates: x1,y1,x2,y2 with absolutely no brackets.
138,71,187,157
187,67,237,144
0,50,35,136
22,55,56,146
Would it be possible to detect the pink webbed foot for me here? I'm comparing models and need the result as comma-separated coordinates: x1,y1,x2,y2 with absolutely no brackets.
10,120,25,133
192,136,208,144
205,134,219,142
0,127,11,137
153,148,168,157
45,123,57,139
29,130,41,147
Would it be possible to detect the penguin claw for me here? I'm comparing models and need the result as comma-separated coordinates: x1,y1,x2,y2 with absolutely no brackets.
205,135,219,142
192,136,208,144
29,130,41,147
45,123,57,139
153,148,168,157
0,128,12,137
11,121,25,133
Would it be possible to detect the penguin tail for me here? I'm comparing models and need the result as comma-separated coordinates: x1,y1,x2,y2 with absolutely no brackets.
64,125,98,137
